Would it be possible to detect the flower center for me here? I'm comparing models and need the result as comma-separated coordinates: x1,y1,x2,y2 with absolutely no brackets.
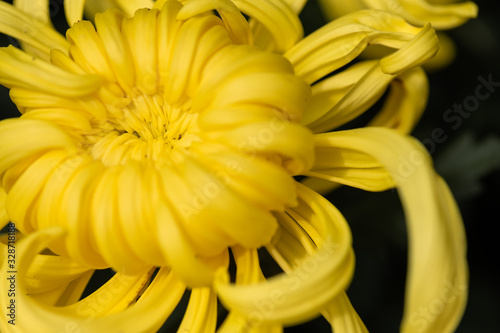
84,90,199,165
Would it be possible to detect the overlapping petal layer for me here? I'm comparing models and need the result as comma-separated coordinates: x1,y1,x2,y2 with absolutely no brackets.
0,0,470,332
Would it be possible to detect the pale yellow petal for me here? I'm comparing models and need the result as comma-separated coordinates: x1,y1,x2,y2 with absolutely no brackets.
362,0,478,29
314,128,468,333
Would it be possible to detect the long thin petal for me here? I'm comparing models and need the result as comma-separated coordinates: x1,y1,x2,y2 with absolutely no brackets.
0,46,100,97
305,144,394,191
314,127,468,333
362,0,478,29
285,10,438,84
322,292,368,333
1,1,68,60
232,0,303,53
367,66,428,133
177,288,218,333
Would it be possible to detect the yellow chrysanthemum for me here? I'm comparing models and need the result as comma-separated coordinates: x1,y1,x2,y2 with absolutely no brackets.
0,0,467,332
318,0,478,70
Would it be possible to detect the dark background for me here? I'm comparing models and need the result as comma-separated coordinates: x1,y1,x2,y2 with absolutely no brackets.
1,0,499,332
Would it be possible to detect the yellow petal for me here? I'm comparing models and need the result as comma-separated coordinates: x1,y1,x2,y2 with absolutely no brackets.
368,66,428,133
314,127,468,333
0,1,68,60
0,227,186,333
113,0,154,17
94,9,136,93
285,10,437,84
306,61,394,133
362,0,478,29
216,183,354,325
218,247,284,332
0,188,8,229
0,46,100,97
380,23,439,75
66,20,117,84
5,149,71,235
322,292,368,333
178,0,252,45
177,288,218,333
64,0,85,26
0,118,75,178
305,144,394,191
232,0,303,53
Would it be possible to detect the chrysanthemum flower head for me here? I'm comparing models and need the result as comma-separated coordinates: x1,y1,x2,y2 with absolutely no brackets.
0,0,468,332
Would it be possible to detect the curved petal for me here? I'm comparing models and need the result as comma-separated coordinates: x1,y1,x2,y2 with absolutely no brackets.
1,1,68,60
305,143,394,191
285,10,438,84
322,292,368,333
0,46,100,97
177,0,252,45
217,247,283,332
232,0,303,53
362,0,478,30
0,118,75,179
177,287,218,333
367,66,428,133
314,127,468,333
216,183,354,326
0,228,186,333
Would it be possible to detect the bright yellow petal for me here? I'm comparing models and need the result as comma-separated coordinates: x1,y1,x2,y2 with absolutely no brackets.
0,188,8,229
314,127,468,333
0,118,75,179
0,228,186,333
177,288,218,333
285,10,437,84
178,0,252,45
322,292,368,333
64,0,85,26
218,247,284,332
1,1,68,60
367,66,428,133
113,0,154,17
0,46,100,97
232,0,303,53
305,144,394,191
216,183,354,325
